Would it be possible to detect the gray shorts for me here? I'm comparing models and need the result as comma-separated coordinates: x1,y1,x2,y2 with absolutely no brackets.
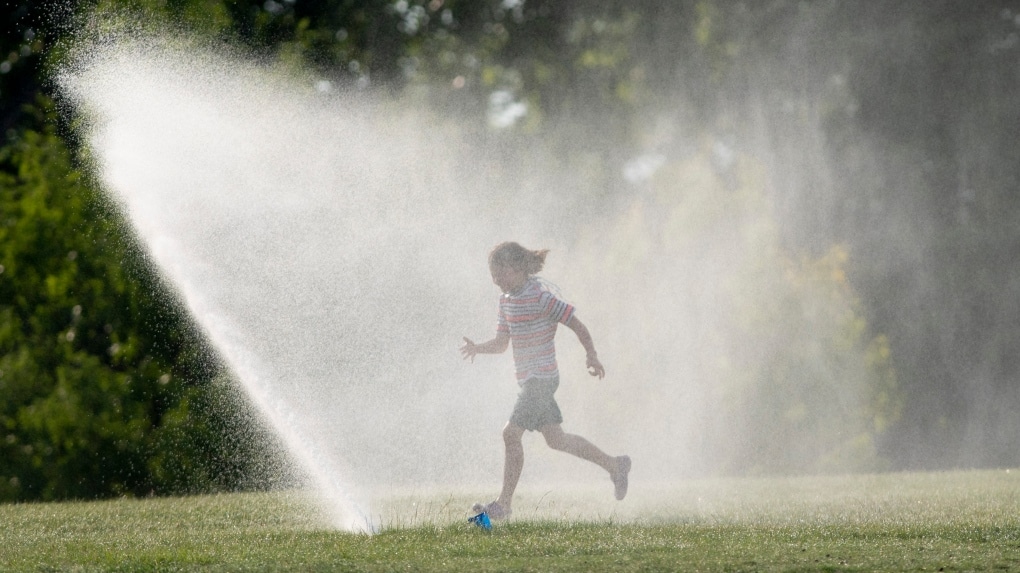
509,377,563,431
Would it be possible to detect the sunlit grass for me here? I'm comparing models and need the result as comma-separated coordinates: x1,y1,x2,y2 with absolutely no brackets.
1,470,1018,571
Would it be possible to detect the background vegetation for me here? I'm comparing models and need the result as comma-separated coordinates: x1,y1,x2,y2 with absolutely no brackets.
1,0,1018,500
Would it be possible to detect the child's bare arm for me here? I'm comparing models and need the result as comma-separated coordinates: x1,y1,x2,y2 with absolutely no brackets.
566,315,605,379
460,332,510,362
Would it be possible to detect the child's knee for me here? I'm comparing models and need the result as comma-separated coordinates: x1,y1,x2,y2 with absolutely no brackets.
543,431,568,451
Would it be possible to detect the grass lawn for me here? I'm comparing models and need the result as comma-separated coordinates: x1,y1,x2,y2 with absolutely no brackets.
1,469,1018,572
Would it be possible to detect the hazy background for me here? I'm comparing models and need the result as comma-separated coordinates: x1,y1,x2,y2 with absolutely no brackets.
1,0,1018,519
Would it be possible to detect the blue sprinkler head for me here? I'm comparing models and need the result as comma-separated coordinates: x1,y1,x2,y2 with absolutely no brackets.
468,511,492,530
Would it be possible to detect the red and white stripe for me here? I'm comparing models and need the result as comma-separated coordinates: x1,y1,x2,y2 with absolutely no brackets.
496,278,575,382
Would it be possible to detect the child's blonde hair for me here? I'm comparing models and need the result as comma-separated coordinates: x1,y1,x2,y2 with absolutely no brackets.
489,241,549,275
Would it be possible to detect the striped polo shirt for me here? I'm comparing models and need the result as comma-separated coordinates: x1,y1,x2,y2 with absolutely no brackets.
496,278,575,382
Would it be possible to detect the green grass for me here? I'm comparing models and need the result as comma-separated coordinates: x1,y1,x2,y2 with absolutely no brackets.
2,470,1019,572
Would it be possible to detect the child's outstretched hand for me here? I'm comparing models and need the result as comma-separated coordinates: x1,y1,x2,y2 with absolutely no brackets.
460,337,478,362
586,353,605,379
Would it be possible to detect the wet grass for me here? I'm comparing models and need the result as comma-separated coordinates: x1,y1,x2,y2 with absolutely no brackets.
1,470,1018,572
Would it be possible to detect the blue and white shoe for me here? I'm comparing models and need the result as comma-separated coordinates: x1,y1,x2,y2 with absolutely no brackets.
471,500,511,520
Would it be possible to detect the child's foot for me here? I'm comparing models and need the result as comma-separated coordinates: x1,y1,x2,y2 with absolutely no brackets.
471,500,512,520
611,455,631,500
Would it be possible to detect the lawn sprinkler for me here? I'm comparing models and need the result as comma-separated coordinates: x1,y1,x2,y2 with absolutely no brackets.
468,511,492,531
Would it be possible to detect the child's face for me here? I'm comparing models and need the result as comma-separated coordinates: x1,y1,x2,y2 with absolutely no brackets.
490,263,527,294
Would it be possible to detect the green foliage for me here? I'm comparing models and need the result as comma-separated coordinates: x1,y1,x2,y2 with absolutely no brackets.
576,143,901,474
0,100,257,500
147,374,297,495
720,244,902,474
0,1,56,135
1,0,1018,500
90,0,235,36
1,120,142,499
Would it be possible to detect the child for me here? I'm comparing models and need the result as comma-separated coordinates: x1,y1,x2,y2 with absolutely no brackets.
460,241,631,520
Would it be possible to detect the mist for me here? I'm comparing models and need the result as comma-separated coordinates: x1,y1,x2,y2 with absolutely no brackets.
55,2,1020,530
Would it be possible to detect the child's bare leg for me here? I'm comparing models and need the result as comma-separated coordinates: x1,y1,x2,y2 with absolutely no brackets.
541,423,631,500
497,422,526,509
540,424,615,472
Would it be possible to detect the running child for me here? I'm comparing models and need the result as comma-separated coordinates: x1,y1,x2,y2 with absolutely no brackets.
460,241,631,519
